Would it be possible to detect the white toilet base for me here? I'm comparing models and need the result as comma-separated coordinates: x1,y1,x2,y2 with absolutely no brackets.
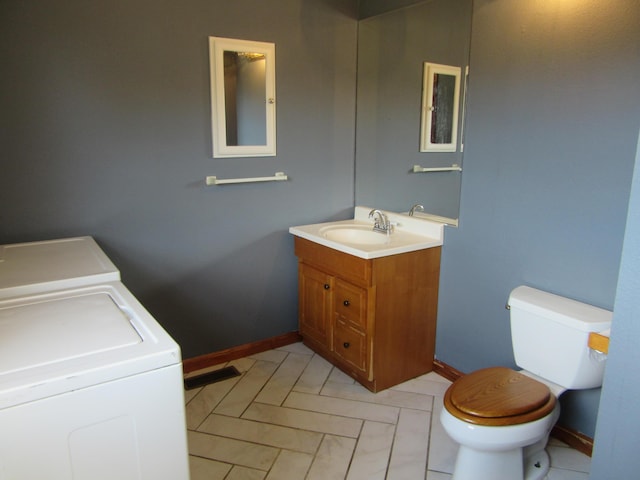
451,444,550,480
441,403,560,480
452,445,523,480
523,447,550,480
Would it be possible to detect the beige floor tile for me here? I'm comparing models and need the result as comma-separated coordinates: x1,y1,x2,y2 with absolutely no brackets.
184,343,591,479
213,360,279,417
228,356,258,373
328,366,357,384
391,372,452,396
198,413,322,454
321,380,434,410
387,408,431,479
184,387,201,404
242,402,363,438
426,396,458,475
306,435,357,480
346,421,396,480
426,471,453,480
265,450,314,480
248,349,289,364
188,455,231,480
284,391,400,424
547,444,591,473
185,374,243,429
187,431,279,471
225,465,267,480
255,352,312,405
276,342,315,355
545,468,590,479
293,353,334,394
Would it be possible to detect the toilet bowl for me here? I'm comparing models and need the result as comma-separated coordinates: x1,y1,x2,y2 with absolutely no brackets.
440,286,612,480
441,367,561,480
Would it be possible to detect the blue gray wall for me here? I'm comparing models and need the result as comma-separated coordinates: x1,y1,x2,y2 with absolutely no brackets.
2,0,639,450
591,131,640,478
436,0,640,439
0,0,358,357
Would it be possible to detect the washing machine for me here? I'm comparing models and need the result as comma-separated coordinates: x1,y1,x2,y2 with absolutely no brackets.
0,237,189,479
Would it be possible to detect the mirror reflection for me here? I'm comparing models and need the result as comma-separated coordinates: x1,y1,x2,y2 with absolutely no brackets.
223,51,267,146
421,63,461,153
209,37,276,158
354,0,473,222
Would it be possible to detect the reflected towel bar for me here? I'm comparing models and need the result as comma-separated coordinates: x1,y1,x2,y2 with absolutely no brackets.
206,172,288,185
412,164,462,173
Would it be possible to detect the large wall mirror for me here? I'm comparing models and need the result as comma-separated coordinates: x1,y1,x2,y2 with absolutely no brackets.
355,0,473,222
209,37,276,158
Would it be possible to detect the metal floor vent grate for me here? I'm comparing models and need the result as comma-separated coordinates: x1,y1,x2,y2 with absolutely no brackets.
184,366,241,390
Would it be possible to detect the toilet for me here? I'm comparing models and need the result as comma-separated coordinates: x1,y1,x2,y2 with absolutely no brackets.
440,285,612,480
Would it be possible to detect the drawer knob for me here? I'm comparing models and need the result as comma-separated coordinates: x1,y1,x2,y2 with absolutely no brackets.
324,284,330,290
343,342,350,349
343,300,350,306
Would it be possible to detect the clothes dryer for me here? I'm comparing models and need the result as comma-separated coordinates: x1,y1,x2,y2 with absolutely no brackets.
0,236,119,298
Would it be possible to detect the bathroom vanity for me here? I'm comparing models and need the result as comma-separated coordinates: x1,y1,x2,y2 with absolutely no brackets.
290,207,445,392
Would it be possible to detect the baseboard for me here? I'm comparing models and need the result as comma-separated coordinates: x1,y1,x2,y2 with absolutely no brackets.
182,331,302,374
550,424,593,457
433,358,465,382
432,359,594,457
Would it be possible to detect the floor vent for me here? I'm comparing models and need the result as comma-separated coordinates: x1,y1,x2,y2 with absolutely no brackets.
184,366,241,390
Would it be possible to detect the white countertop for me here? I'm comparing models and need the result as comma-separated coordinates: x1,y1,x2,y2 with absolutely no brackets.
289,206,444,259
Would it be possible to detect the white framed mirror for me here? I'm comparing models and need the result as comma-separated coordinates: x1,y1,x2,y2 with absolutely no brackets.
209,36,276,158
420,62,461,153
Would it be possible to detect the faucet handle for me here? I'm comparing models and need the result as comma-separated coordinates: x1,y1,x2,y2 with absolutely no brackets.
386,220,397,234
409,204,425,216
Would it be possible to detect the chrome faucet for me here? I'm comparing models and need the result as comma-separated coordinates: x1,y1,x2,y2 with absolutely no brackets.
409,204,424,216
368,209,392,234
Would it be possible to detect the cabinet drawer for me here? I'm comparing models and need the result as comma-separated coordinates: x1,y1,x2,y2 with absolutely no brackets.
334,279,367,330
294,237,371,285
333,320,367,373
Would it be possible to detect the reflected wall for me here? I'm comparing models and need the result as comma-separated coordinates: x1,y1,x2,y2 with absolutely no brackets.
354,0,472,219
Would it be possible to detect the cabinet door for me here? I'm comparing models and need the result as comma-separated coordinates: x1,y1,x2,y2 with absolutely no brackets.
298,263,333,347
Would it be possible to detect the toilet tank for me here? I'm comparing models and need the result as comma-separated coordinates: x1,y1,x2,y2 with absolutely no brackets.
508,286,612,390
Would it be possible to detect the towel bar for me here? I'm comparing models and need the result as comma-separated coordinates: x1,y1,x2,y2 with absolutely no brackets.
412,164,462,173
206,172,288,185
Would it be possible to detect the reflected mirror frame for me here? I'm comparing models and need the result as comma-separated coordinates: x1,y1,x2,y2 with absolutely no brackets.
209,36,276,158
420,62,461,153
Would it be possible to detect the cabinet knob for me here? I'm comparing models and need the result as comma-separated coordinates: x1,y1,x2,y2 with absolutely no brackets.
324,284,330,290
343,342,350,349
343,300,350,306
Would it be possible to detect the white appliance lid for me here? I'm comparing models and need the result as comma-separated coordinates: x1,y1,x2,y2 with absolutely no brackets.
0,292,141,376
0,237,120,299
0,282,181,409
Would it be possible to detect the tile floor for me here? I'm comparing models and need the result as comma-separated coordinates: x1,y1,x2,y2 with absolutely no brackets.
184,342,591,480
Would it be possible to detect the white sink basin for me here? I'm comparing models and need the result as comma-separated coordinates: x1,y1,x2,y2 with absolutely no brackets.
320,225,390,245
289,206,445,259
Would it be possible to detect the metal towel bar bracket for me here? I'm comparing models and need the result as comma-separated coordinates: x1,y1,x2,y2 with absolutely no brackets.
206,172,288,185
412,164,462,173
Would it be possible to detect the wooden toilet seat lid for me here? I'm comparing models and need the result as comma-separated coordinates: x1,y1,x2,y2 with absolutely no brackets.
444,367,557,426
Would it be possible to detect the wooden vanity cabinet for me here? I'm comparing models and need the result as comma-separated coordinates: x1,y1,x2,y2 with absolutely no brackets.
294,236,441,392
